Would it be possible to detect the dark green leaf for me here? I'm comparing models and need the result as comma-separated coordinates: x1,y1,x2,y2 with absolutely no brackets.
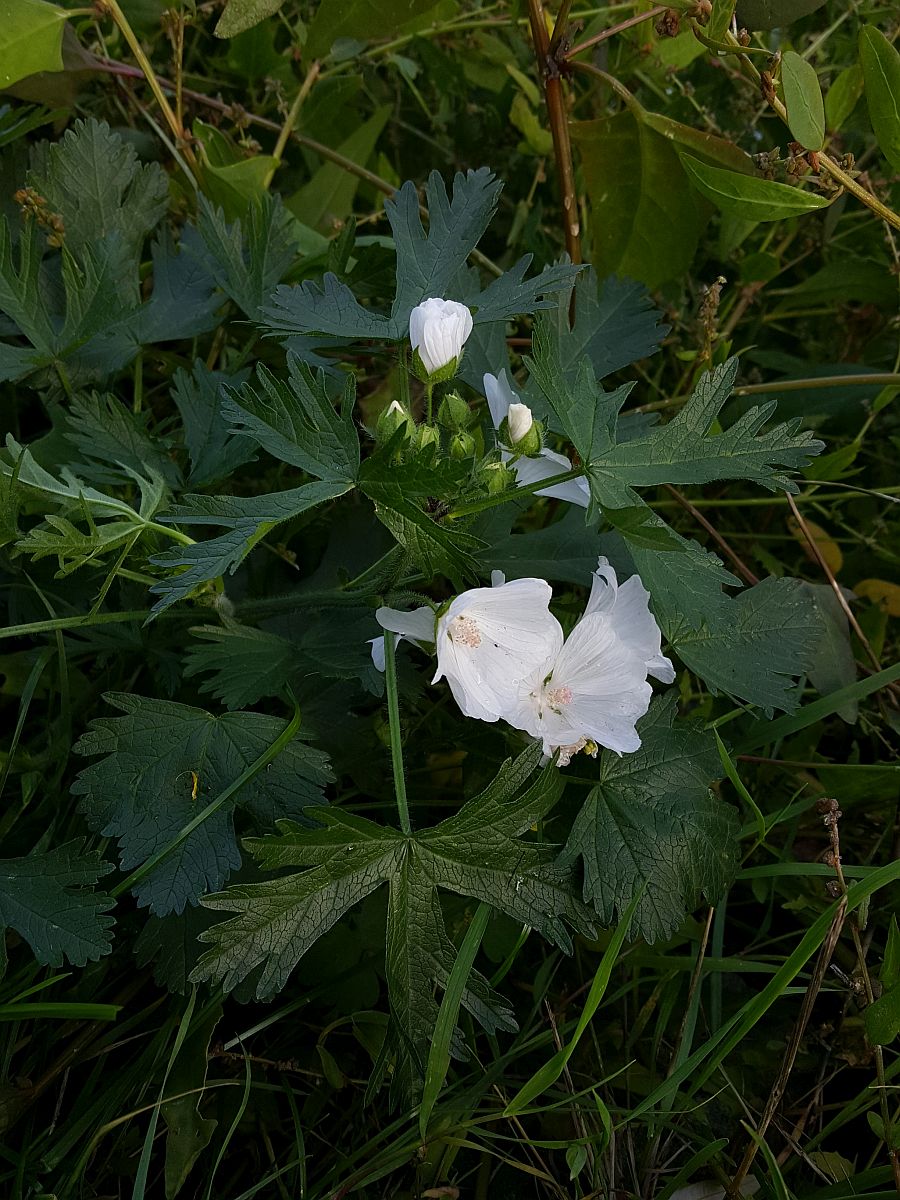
824,63,865,132
571,113,703,289
191,745,593,1098
681,153,831,220
263,169,578,342
0,839,114,967
803,583,857,722
736,0,827,30
304,0,443,59
149,479,352,614
859,26,900,174
663,576,819,712
71,693,333,915
172,360,256,488
561,696,738,942
192,193,298,319
64,392,181,488
289,106,390,234
223,356,359,482
27,118,168,267
781,51,826,150
162,1004,220,1198
214,0,285,36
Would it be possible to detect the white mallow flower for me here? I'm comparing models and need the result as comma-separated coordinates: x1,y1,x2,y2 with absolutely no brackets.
369,604,436,673
582,558,675,684
374,574,561,723
503,559,671,759
484,370,590,508
408,298,473,377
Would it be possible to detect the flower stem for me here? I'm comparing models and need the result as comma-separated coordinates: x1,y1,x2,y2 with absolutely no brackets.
425,381,434,425
382,630,411,836
447,464,587,519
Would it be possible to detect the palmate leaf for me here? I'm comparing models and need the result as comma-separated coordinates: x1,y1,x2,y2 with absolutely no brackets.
222,356,360,481
71,693,333,916
149,479,352,614
524,270,668,415
191,744,595,1097
560,696,738,942
64,392,181,488
0,839,115,967
2,435,170,574
358,449,484,585
171,360,256,488
191,193,298,318
262,168,579,342
27,117,168,268
529,331,825,500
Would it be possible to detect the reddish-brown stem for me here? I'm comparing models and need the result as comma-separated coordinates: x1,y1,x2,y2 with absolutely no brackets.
664,484,761,586
527,0,582,265
565,4,668,58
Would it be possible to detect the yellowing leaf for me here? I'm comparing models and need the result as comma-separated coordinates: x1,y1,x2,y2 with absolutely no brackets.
854,579,900,616
788,516,843,574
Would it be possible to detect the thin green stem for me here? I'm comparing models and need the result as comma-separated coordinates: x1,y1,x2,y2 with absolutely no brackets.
425,381,434,425
448,465,586,518
382,631,411,836
146,520,195,546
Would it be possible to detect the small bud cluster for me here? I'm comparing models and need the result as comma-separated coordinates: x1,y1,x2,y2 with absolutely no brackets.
15,187,65,248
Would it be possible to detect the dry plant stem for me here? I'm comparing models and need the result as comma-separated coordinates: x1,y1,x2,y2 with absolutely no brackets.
527,0,582,264
727,888,848,1198
785,492,900,709
98,56,502,277
264,60,321,189
99,0,198,174
566,4,667,58
665,484,761,585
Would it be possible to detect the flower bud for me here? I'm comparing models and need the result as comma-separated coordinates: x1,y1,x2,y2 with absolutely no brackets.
376,399,414,443
437,392,472,431
449,430,475,459
499,402,543,457
483,461,516,494
408,297,473,381
416,423,440,452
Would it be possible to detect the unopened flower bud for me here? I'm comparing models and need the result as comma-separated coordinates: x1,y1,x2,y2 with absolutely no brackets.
449,430,475,459
408,297,473,382
483,461,516,494
437,392,472,430
500,403,543,457
376,399,413,443
416,423,440,452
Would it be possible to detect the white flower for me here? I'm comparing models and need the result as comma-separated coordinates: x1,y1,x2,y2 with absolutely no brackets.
408,298,473,377
369,604,435,672
374,575,561,724
583,558,675,684
507,402,534,444
483,370,590,508
509,613,654,758
503,559,671,759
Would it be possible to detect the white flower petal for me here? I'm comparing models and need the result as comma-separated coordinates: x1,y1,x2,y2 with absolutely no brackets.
376,605,436,643
433,579,562,720
369,636,386,672
483,370,516,429
507,402,534,443
610,575,676,684
409,298,472,374
507,447,590,508
490,570,506,587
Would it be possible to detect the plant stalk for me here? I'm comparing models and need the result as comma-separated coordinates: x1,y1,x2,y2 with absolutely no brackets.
382,631,412,835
